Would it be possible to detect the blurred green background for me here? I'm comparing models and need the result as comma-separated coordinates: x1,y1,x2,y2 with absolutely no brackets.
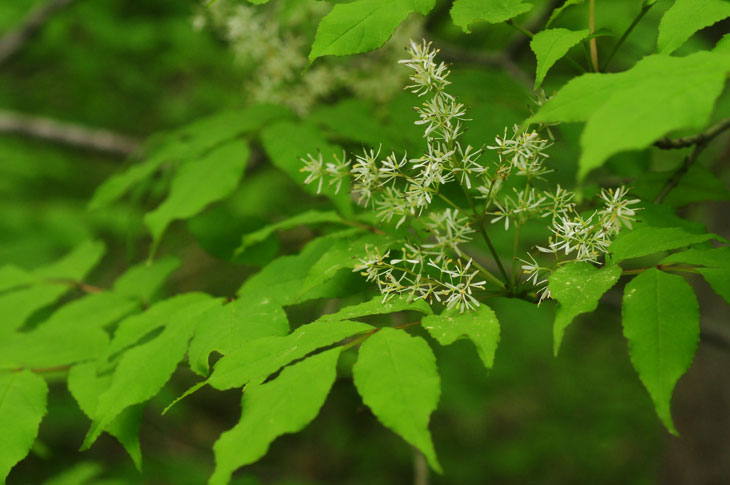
2,0,729,483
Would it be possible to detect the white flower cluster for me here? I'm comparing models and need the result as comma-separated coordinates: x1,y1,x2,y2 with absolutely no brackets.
519,186,640,303
354,245,486,313
299,39,641,310
193,0,423,114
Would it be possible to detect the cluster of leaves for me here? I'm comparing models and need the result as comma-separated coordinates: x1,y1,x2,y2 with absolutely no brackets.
2,0,730,483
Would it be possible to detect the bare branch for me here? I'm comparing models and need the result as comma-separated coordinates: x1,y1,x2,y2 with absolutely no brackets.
0,0,75,66
654,117,730,150
0,109,140,157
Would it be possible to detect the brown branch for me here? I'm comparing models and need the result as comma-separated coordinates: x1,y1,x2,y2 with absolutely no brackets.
0,0,75,66
654,117,730,150
0,109,140,157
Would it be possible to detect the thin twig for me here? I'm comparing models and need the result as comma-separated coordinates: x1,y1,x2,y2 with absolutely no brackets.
0,109,140,157
654,117,730,150
654,142,708,204
601,2,654,71
588,0,599,71
0,0,75,66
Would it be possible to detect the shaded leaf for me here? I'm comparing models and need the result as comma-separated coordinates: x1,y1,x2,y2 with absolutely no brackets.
546,0,585,27
112,256,180,303
236,210,345,255
661,247,730,304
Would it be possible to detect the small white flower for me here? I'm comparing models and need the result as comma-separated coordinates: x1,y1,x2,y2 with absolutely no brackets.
300,152,325,193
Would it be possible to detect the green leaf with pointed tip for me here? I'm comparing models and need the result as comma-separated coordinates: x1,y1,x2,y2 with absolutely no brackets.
34,239,106,281
548,263,622,355
236,210,345,255
317,295,432,323
353,328,442,472
546,0,585,27
82,299,215,450
210,347,341,485
260,120,351,215
43,461,104,485
451,0,533,32
423,304,500,370
622,268,699,435
531,28,589,89
529,52,730,180
239,230,361,306
658,0,730,54
188,298,290,377
298,232,393,298
0,370,48,482
144,140,250,246
107,293,213,357
68,363,142,469
112,256,180,303
661,247,730,304
209,319,372,390
608,227,722,262
308,0,434,63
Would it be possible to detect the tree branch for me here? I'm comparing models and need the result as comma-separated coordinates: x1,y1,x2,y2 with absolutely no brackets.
654,117,730,150
0,109,140,157
0,0,75,67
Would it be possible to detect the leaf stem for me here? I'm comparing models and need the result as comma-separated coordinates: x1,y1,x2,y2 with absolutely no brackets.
588,0,599,71
601,2,654,71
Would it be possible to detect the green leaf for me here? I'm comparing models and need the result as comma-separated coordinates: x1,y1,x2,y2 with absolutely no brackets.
298,232,393,297
210,347,341,485
715,32,730,52
0,264,33,293
144,139,250,246
529,52,730,180
260,120,352,215
546,0,585,27
451,0,533,32
608,226,722,262
112,256,180,303
310,98,398,148
187,298,290,376
209,319,372,390
353,328,442,472
82,298,214,450
106,292,213,357
317,295,432,323
530,29,591,90
42,292,139,331
548,263,622,355
43,461,104,485
657,0,730,54
423,304,500,370
531,28,589,89
622,268,699,434
90,105,290,210
661,247,730,304
0,370,48,482
238,230,361,306
308,0,434,63
236,210,345,255
68,363,142,469
0,240,106,335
